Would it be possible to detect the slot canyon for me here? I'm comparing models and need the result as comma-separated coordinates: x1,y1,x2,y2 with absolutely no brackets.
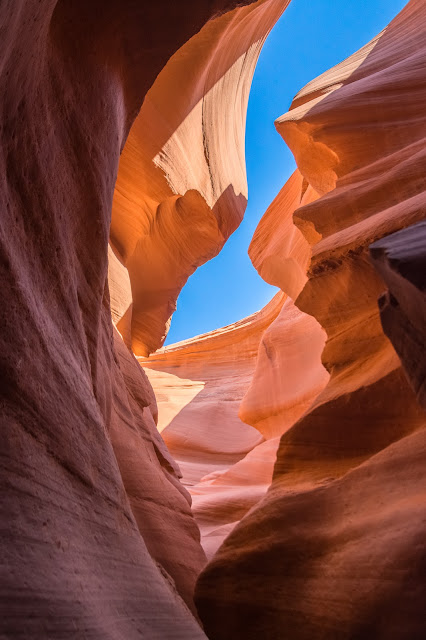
1,0,425,638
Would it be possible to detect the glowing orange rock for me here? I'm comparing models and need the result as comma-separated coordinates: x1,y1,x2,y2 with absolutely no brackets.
242,169,329,438
109,0,289,356
196,2,426,637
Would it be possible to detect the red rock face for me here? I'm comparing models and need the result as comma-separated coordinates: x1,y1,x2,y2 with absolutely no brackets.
2,0,425,638
195,1,426,638
0,0,286,637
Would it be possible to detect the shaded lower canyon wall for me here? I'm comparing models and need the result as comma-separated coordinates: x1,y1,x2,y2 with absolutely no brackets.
0,0,287,638
370,222,426,411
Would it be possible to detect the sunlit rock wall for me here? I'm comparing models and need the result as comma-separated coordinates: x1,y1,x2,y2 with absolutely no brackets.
196,2,426,638
242,169,330,439
109,0,289,356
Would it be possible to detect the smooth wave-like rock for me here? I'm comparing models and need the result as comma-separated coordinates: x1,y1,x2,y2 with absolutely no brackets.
137,166,328,559
109,0,289,356
242,168,330,438
1,1,289,637
196,2,426,637
3,0,425,637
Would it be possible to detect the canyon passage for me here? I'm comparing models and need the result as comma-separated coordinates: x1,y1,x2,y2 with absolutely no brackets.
1,0,425,638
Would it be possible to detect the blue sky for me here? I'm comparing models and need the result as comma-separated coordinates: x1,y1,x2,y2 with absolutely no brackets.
164,0,408,345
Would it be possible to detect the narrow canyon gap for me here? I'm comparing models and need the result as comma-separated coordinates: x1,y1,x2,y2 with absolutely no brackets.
1,1,425,640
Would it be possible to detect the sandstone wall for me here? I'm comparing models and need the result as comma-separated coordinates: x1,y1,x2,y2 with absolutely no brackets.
0,1,286,637
140,294,284,558
2,0,425,637
109,0,289,356
196,2,426,637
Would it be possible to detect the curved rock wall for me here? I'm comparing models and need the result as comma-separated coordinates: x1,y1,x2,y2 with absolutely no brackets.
1,0,288,637
241,169,330,438
140,293,284,558
109,0,289,356
3,0,425,638
196,1,426,637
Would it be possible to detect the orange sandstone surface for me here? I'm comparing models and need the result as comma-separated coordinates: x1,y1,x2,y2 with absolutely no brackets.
1,0,425,638
195,2,426,638
109,0,289,356
139,166,331,559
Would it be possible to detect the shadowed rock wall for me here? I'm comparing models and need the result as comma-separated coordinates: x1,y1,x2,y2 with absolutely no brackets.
0,0,286,637
370,221,426,410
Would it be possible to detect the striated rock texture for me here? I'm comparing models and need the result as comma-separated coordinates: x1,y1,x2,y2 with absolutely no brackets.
109,0,288,356
138,168,329,560
196,1,426,638
370,221,426,410
0,0,287,637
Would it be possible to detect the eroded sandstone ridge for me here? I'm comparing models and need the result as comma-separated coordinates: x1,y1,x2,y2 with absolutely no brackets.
196,1,426,638
109,0,288,356
0,1,287,637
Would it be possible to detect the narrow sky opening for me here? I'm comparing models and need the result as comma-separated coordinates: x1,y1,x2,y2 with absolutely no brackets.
164,0,408,346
